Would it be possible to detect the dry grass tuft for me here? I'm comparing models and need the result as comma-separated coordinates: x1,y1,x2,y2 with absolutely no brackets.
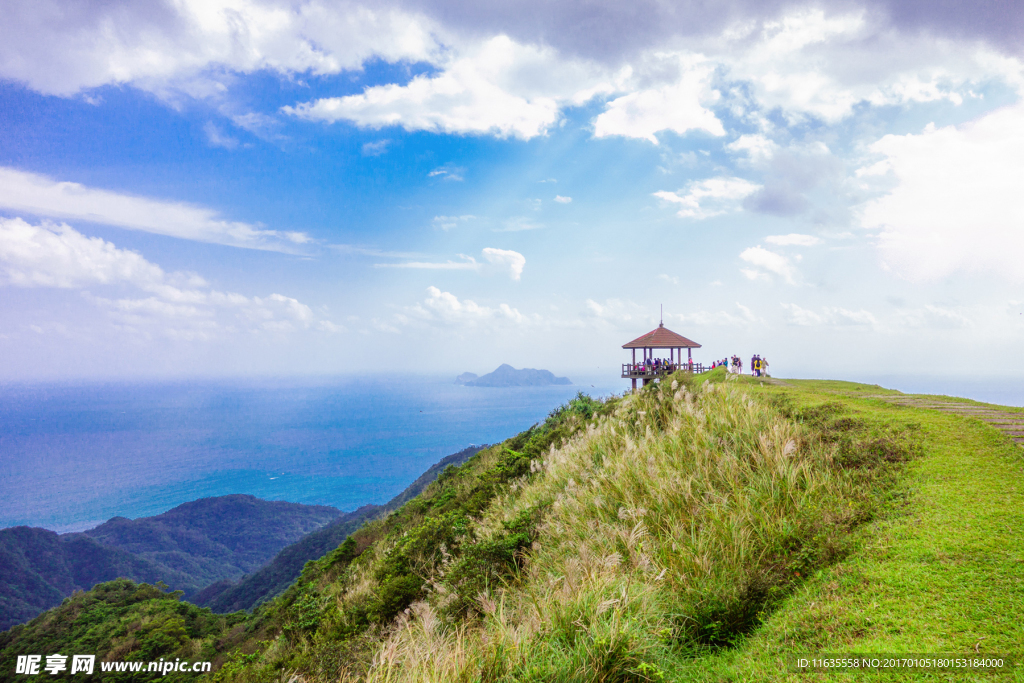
354,376,871,682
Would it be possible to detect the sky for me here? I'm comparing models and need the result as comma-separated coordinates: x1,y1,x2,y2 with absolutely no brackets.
1,0,1022,384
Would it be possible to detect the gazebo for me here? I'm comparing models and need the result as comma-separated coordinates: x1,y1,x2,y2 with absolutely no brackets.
622,322,702,391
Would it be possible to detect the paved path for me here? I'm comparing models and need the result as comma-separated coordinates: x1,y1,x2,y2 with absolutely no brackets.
867,395,1024,447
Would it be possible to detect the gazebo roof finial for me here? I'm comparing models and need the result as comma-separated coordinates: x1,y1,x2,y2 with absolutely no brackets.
659,304,663,327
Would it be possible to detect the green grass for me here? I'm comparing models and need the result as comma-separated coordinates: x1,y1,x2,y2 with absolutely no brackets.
677,380,1024,682
339,371,922,682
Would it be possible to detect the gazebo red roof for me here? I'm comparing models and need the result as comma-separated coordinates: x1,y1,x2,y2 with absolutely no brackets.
622,323,701,349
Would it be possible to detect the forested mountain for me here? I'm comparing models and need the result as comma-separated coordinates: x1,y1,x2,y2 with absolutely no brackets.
0,495,340,630
77,495,341,591
0,527,188,631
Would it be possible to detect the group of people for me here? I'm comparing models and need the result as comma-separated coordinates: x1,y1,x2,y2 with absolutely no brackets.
632,353,769,377
635,357,694,374
712,354,770,377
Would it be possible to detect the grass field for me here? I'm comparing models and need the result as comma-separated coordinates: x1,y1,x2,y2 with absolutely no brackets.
679,379,1024,682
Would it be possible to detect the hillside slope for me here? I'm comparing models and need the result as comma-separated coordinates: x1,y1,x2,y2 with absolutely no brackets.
197,446,485,613
3,376,1020,682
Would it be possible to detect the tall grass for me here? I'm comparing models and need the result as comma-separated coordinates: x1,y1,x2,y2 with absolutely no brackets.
353,374,877,682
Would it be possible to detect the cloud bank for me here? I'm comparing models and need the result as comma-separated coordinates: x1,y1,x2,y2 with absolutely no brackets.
860,104,1024,283
0,217,332,338
0,167,310,252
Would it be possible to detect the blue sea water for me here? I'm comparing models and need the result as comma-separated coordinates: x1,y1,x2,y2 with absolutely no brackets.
0,375,622,533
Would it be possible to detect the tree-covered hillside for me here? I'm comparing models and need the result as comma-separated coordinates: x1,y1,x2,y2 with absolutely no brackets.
1,495,341,630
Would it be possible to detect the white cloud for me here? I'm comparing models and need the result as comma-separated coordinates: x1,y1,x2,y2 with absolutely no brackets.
495,217,544,232
361,139,390,156
0,167,310,251
916,304,974,329
412,286,527,325
654,176,760,219
482,247,526,280
4,2,1021,153
831,307,877,326
554,195,572,203
316,320,345,333
658,274,679,285
739,246,798,284
712,9,1017,124
374,247,525,279
0,217,334,337
781,303,877,326
285,35,615,140
668,303,762,327
229,112,282,139
593,55,724,143
859,104,1024,282
0,0,439,98
203,121,240,149
428,166,465,181
781,303,825,326
331,244,423,259
764,233,821,246
583,298,646,326
0,217,164,289
584,297,758,329
583,9,1023,138
374,256,480,271
432,215,475,231
726,134,779,164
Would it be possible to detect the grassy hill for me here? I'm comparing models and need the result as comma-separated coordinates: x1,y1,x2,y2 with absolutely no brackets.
2,371,1021,681
196,446,485,613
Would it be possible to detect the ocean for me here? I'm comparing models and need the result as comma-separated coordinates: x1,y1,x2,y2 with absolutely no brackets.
3,372,1019,534
0,375,621,533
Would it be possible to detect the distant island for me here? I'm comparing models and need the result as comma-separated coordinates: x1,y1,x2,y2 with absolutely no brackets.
455,363,572,387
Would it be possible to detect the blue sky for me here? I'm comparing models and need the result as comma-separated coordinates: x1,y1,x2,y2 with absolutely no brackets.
1,0,1022,383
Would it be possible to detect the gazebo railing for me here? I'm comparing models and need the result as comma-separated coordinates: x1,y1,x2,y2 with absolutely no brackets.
622,362,706,378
